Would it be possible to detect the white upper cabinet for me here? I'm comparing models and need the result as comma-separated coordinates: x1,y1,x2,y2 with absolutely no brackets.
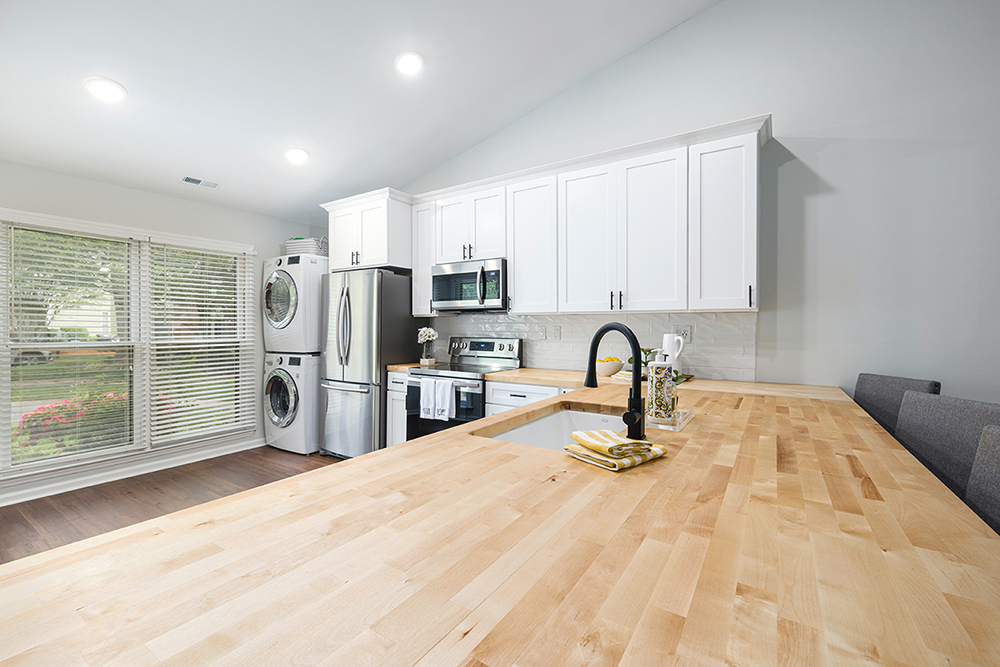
507,176,557,314
558,164,617,313
616,148,688,312
434,186,506,264
411,201,435,316
322,189,412,271
688,133,758,310
557,149,688,314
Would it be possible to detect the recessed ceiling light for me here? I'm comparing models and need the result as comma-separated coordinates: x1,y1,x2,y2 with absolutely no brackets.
84,76,127,103
395,52,423,77
285,148,310,164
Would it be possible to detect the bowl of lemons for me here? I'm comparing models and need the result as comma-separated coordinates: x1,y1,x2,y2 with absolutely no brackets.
595,357,623,376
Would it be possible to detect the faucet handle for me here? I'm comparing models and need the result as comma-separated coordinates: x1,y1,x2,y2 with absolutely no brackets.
623,409,642,427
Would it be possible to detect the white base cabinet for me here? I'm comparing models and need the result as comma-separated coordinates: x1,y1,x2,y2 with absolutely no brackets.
385,372,410,447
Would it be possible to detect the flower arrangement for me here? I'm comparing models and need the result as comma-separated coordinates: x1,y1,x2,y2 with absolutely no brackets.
417,327,438,361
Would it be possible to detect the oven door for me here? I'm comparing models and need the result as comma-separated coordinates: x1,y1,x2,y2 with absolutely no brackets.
405,377,485,440
430,259,506,311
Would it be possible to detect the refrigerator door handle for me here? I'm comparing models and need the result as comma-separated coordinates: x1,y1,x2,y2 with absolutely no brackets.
343,286,353,366
336,286,347,366
321,381,370,393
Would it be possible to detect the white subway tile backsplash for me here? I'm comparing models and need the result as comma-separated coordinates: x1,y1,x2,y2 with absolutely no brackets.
427,311,757,378
712,333,757,345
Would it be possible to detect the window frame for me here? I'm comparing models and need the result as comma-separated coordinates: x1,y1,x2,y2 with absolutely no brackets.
0,207,257,480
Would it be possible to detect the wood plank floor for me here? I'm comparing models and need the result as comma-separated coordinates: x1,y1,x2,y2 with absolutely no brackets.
0,446,340,564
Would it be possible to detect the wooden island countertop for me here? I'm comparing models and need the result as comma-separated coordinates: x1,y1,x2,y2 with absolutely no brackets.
3,381,1000,665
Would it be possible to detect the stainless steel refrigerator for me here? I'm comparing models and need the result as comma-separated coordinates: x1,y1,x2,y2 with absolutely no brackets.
321,269,424,458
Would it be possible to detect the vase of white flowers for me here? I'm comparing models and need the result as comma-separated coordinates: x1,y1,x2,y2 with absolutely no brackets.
417,327,438,365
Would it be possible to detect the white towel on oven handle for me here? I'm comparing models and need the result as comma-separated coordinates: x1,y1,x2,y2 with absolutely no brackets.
435,379,456,421
419,377,436,420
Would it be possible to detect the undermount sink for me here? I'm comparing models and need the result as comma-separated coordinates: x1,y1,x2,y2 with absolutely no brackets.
490,410,622,451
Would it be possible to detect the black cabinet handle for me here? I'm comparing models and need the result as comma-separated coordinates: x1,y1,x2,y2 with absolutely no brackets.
462,244,467,260
749,285,753,308
610,291,613,310
619,291,623,310
469,244,473,258
511,394,527,398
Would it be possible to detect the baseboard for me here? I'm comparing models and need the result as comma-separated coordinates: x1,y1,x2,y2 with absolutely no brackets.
0,434,266,508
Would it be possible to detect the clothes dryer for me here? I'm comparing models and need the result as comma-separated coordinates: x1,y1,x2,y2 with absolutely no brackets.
262,254,328,354
263,353,324,454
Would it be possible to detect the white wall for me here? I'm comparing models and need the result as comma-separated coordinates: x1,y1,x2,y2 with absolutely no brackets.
0,159,312,463
405,0,1000,402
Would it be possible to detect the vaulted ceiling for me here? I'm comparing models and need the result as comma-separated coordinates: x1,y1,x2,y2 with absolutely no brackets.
0,0,718,223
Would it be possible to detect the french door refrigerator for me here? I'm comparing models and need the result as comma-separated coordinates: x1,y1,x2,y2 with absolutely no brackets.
321,269,423,458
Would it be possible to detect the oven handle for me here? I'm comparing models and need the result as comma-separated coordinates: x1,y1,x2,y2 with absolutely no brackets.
406,378,483,390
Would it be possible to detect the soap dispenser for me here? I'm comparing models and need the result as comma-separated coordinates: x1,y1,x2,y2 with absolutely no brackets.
646,348,677,426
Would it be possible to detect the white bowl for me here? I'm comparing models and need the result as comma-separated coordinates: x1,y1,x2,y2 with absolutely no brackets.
595,361,624,376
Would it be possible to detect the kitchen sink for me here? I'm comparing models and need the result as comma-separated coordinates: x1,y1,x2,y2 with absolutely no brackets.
490,409,622,451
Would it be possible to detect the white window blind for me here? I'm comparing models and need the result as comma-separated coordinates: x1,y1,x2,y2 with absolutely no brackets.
147,245,255,446
4,227,137,467
1,220,255,476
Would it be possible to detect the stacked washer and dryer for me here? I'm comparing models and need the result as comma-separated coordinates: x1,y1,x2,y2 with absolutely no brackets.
262,254,329,454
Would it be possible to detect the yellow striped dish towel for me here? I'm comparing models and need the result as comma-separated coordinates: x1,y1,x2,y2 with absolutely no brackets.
570,429,652,457
563,442,667,471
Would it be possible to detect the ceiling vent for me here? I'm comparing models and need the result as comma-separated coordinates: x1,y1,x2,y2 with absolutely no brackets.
182,176,220,189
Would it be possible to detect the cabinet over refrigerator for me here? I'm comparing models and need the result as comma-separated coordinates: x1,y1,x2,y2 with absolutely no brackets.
321,268,423,458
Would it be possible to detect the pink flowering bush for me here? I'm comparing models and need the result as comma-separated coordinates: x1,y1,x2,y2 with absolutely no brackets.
12,393,130,459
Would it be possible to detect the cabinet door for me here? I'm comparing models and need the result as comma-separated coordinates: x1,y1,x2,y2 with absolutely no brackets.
558,164,617,313
689,133,758,310
386,390,407,447
411,202,436,316
617,148,688,311
507,177,557,314
329,206,359,270
486,403,513,417
435,196,470,264
357,199,389,268
469,186,506,259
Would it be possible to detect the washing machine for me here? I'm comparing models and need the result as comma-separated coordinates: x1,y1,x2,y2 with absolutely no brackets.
263,353,324,454
262,254,329,354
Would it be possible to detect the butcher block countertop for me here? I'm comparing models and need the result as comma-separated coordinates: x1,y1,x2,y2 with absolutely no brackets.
4,381,1000,666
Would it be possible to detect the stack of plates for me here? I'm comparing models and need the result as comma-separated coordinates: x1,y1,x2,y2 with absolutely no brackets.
282,236,329,257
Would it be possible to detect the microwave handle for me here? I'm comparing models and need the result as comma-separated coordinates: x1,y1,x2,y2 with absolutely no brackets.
477,265,485,305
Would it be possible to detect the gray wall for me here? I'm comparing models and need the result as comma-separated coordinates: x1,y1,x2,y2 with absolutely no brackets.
0,158,313,438
405,0,1000,402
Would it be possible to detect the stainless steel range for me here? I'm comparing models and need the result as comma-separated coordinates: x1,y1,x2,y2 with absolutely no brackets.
404,337,522,440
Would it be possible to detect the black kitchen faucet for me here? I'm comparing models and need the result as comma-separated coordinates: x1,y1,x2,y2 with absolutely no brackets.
583,322,645,441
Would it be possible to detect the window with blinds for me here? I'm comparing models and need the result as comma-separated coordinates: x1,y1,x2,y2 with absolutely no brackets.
1,221,255,475
148,246,255,446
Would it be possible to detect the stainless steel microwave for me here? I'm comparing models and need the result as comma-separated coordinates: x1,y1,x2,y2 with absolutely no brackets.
430,258,507,312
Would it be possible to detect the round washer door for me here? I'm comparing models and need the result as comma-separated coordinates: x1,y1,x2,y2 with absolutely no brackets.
263,270,298,330
264,368,299,427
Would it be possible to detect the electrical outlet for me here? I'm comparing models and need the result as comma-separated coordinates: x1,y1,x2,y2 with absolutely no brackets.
673,325,692,343
537,325,546,340
552,326,562,340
